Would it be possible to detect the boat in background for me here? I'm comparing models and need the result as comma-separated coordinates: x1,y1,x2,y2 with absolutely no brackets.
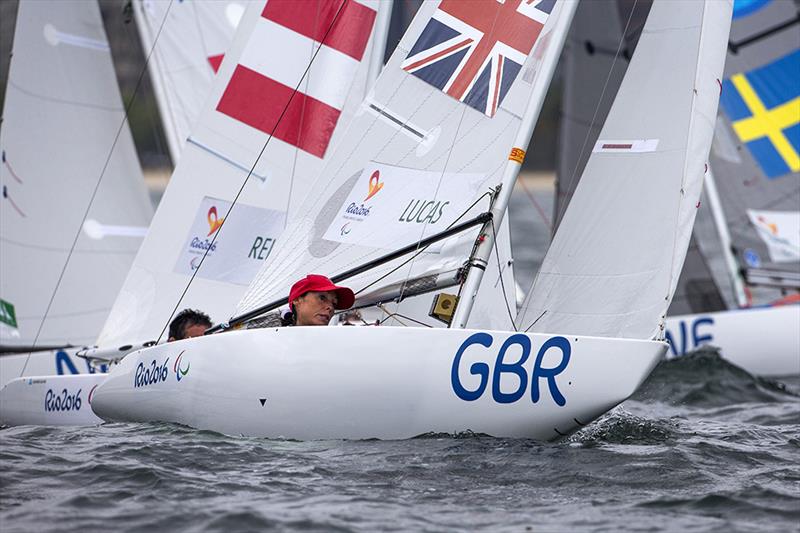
0,0,393,427
96,0,392,350
92,0,731,440
0,0,154,385
132,0,242,163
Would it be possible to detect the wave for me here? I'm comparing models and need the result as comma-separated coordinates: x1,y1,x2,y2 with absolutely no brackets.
569,406,677,446
632,347,799,407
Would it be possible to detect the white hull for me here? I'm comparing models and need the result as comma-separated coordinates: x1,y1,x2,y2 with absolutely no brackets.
92,328,665,440
665,305,800,376
0,374,106,427
0,348,106,388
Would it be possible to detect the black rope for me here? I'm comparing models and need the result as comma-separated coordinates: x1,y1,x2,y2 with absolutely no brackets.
353,190,493,298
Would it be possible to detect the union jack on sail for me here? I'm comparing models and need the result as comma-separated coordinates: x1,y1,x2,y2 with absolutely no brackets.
402,0,554,117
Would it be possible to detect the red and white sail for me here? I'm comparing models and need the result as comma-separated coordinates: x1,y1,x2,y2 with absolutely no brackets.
99,0,388,347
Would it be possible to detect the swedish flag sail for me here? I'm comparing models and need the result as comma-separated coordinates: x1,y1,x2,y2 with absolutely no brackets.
720,49,800,179
711,0,800,301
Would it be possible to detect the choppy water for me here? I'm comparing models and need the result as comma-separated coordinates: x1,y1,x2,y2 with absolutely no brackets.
1,348,798,532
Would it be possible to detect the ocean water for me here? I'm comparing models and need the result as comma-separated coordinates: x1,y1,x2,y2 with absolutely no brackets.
1,349,798,532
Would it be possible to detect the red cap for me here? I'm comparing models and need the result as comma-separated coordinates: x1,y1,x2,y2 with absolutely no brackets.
288,274,355,311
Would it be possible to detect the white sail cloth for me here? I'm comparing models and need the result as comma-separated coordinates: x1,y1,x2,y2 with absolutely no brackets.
0,0,153,347
236,0,566,319
517,0,733,340
133,0,242,162
98,0,387,347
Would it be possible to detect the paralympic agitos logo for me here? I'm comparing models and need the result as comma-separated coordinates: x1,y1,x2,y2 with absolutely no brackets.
173,351,190,382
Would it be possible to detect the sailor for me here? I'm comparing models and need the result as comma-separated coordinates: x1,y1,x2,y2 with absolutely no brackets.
168,309,212,341
247,274,355,327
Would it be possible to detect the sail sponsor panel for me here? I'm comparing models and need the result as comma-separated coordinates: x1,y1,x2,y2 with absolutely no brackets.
401,0,553,117
321,163,485,249
719,49,800,179
746,209,800,262
215,0,377,158
173,197,285,285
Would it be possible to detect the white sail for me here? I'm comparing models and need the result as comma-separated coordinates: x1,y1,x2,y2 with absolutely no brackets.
517,0,733,339
98,0,388,347
132,0,242,162
236,0,568,320
0,0,153,348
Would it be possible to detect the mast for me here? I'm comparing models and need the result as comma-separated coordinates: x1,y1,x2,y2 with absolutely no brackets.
450,0,579,329
132,0,182,165
703,166,749,307
366,0,393,86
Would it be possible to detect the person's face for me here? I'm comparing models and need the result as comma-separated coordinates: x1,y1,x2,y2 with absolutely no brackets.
293,290,338,326
182,323,208,339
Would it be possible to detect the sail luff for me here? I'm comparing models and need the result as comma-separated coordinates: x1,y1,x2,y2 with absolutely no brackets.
450,0,578,328
366,0,393,86
132,0,181,164
702,166,749,307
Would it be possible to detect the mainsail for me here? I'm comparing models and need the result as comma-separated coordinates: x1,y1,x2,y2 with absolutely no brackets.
132,0,242,162
236,0,571,326
0,0,153,347
98,0,388,347
517,0,733,339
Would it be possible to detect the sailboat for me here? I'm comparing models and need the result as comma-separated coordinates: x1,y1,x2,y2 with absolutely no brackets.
0,0,240,425
555,0,799,377
0,0,393,427
663,0,799,376
89,0,732,440
0,0,154,385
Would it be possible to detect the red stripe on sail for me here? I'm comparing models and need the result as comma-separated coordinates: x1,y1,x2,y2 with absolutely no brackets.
216,65,341,158
602,144,633,150
261,0,376,61
208,54,224,73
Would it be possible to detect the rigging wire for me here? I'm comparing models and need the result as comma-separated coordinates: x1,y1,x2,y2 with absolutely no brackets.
156,0,350,342
489,218,518,332
19,0,176,377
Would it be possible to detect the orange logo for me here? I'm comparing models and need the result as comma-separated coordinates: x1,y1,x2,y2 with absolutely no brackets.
207,206,224,236
364,170,384,202
757,216,778,235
